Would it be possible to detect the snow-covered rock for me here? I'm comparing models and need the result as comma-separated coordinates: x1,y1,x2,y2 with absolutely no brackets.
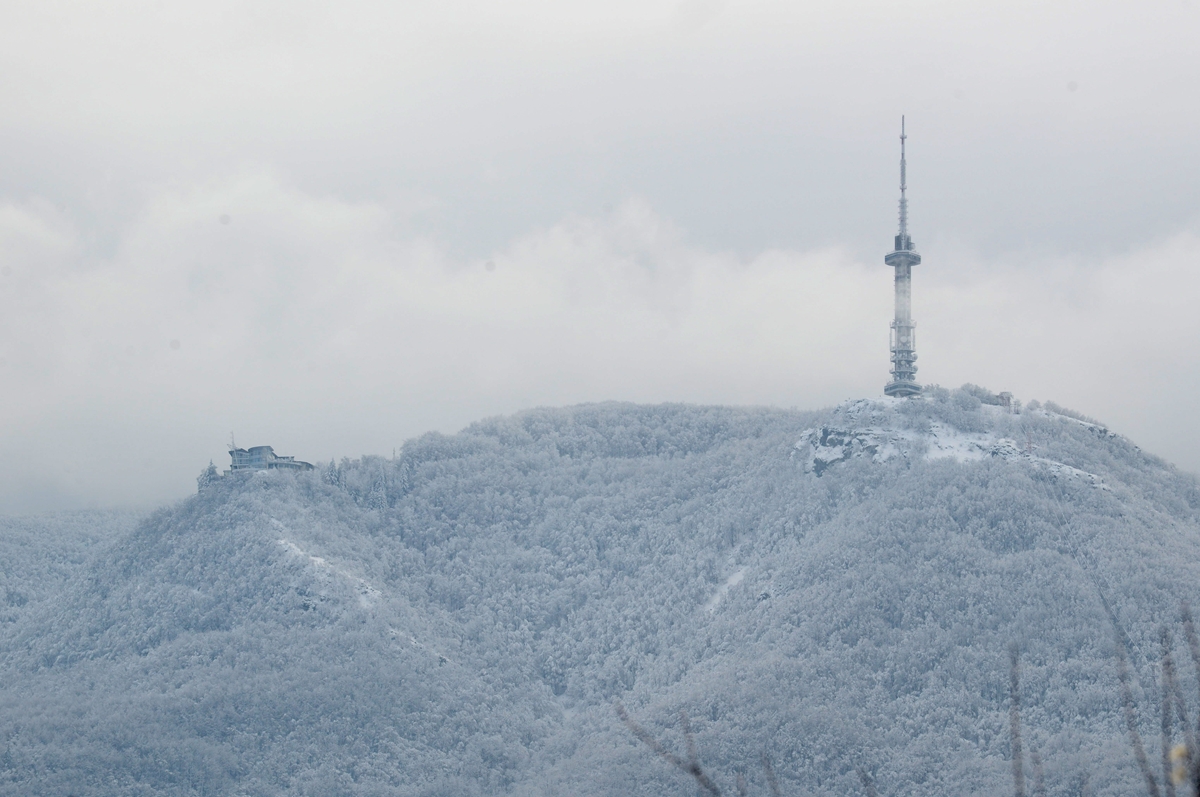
797,394,1110,488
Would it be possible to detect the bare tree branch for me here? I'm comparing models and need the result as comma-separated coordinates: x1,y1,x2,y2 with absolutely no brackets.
1179,602,1200,797
615,703,722,797
761,753,782,797
1163,627,1178,797
1093,587,1164,797
616,703,687,771
1117,636,1163,797
1162,624,1195,754
1010,643,1027,797
1181,603,1200,711
682,711,701,776
857,767,880,797
1030,748,1047,797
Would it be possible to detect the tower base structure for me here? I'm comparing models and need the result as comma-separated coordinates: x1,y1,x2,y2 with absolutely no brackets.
884,379,921,398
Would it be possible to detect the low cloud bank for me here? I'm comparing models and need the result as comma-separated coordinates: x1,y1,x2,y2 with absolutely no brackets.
0,172,1195,511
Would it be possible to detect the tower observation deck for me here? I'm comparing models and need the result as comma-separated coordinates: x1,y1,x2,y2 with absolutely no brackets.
883,117,921,398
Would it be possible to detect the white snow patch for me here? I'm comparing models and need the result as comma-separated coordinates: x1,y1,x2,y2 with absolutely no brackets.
1029,408,1122,441
924,422,1002,463
704,568,746,613
796,398,1109,489
387,626,452,664
274,523,382,608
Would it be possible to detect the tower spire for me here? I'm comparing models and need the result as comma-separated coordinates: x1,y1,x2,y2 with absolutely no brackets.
883,117,921,398
898,115,908,238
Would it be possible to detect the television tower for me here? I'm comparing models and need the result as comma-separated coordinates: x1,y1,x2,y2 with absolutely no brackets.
884,117,921,398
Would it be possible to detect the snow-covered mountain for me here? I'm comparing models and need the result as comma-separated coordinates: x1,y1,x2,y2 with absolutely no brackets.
1,388,1198,796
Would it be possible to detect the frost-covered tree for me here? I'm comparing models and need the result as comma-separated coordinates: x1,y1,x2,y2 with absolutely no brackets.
195,460,221,492
0,389,1198,796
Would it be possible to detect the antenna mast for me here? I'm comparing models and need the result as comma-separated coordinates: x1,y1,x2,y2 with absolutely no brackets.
899,116,908,238
883,117,922,398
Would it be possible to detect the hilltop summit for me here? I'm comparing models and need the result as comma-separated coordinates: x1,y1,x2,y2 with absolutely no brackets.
798,390,1116,488
1,390,1198,796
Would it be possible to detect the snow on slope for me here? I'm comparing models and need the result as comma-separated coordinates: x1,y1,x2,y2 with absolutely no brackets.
703,567,746,613
796,395,1110,488
272,517,383,609
4,395,1198,797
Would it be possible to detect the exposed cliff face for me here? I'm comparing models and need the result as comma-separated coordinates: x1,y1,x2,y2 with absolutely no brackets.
1,392,1198,796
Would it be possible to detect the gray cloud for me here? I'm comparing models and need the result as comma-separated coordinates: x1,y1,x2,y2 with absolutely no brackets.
0,1,1197,510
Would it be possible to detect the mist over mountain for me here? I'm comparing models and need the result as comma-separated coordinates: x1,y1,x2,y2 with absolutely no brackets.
2,388,1199,796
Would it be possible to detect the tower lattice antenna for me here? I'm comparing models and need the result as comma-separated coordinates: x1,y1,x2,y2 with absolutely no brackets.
898,116,908,238
883,116,922,398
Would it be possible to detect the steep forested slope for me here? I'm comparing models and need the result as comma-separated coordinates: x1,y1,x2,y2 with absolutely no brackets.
1,391,1198,796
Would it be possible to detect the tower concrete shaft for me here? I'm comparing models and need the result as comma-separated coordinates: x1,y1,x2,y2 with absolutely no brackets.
884,117,921,398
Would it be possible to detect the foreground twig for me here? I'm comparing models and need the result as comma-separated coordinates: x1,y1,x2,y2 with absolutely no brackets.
1163,628,1178,797
856,767,880,797
1094,582,1163,797
616,703,721,796
762,754,782,797
1030,748,1047,797
1181,603,1200,731
1117,635,1162,797
1010,644,1026,797
1181,603,1200,795
1162,626,1196,755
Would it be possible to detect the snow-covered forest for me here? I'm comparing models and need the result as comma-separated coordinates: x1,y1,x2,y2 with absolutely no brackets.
2,388,1199,796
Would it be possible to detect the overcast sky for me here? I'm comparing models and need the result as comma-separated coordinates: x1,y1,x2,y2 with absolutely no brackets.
1,0,1198,512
